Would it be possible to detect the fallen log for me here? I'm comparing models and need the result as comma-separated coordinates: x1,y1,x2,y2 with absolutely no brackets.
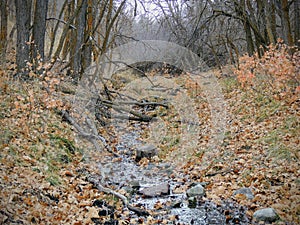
98,100,155,122
107,100,169,108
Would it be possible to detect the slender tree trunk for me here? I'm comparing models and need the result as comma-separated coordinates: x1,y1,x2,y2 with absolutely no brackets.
61,0,75,61
70,0,87,80
266,0,276,44
256,0,268,43
280,0,293,46
52,0,81,63
294,0,300,47
48,0,68,59
32,0,48,63
237,0,255,55
226,36,239,66
0,0,8,64
15,0,32,74
244,21,255,55
101,0,126,54
91,0,109,61
82,0,94,71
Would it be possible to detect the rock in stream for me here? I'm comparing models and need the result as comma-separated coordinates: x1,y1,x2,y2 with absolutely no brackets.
97,123,250,224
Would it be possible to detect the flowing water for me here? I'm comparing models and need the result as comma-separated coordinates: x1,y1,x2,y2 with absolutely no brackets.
98,122,250,224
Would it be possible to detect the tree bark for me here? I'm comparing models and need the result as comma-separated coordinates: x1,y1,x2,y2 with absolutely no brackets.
15,0,32,74
236,0,255,55
82,0,94,71
61,0,75,61
70,0,87,80
0,0,8,64
265,0,277,44
101,0,126,54
52,0,81,63
244,20,255,55
294,0,300,47
48,0,68,59
32,0,48,64
280,0,293,46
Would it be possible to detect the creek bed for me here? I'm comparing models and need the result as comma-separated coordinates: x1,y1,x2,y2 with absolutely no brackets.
98,121,250,224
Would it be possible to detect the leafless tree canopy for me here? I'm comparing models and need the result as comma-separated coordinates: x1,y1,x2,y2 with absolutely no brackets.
0,0,298,75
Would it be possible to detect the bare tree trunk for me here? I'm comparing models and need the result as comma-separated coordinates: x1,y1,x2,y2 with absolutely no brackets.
294,0,300,47
101,0,126,54
82,0,94,71
280,0,293,46
47,0,57,49
266,0,276,44
52,1,81,63
90,0,109,61
256,0,267,40
48,0,68,59
70,0,87,80
225,36,239,66
15,0,32,75
244,21,255,55
237,0,255,55
0,0,8,64
32,0,48,64
61,0,75,61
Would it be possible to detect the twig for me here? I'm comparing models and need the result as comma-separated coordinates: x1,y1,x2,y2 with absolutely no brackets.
111,114,158,122
87,175,149,216
47,17,76,29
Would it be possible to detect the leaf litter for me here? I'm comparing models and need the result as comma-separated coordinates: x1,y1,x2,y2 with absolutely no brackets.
0,65,299,224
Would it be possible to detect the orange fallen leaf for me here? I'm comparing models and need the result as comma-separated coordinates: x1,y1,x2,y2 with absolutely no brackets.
73,221,82,225
65,171,74,177
23,197,33,206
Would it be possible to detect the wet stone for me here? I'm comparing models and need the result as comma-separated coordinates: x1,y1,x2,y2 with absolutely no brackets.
140,182,170,197
253,208,279,223
103,122,251,224
186,184,206,197
135,144,157,161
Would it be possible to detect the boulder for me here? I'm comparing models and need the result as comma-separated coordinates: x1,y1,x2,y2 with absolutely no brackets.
253,208,279,223
140,182,170,197
135,144,157,161
186,184,206,197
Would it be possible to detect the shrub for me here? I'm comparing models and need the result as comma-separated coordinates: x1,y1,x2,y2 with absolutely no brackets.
234,39,300,97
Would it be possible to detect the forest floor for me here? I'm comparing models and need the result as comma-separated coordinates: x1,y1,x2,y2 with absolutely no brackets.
0,64,299,224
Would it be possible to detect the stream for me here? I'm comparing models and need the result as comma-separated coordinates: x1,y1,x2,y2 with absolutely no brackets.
97,121,250,224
